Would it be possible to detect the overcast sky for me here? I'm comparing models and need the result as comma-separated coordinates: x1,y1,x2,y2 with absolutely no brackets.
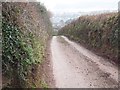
37,0,119,14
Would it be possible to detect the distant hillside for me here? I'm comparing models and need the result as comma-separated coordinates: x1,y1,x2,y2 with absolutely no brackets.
51,12,81,30
2,2,52,88
51,10,117,30
58,12,118,64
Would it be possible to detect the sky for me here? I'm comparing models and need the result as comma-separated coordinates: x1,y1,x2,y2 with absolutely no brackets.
37,0,119,14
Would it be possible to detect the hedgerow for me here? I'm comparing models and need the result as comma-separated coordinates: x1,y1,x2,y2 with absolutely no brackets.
2,2,52,88
58,13,118,63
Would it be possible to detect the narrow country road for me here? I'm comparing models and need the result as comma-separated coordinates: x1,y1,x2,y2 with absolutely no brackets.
50,36,118,88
